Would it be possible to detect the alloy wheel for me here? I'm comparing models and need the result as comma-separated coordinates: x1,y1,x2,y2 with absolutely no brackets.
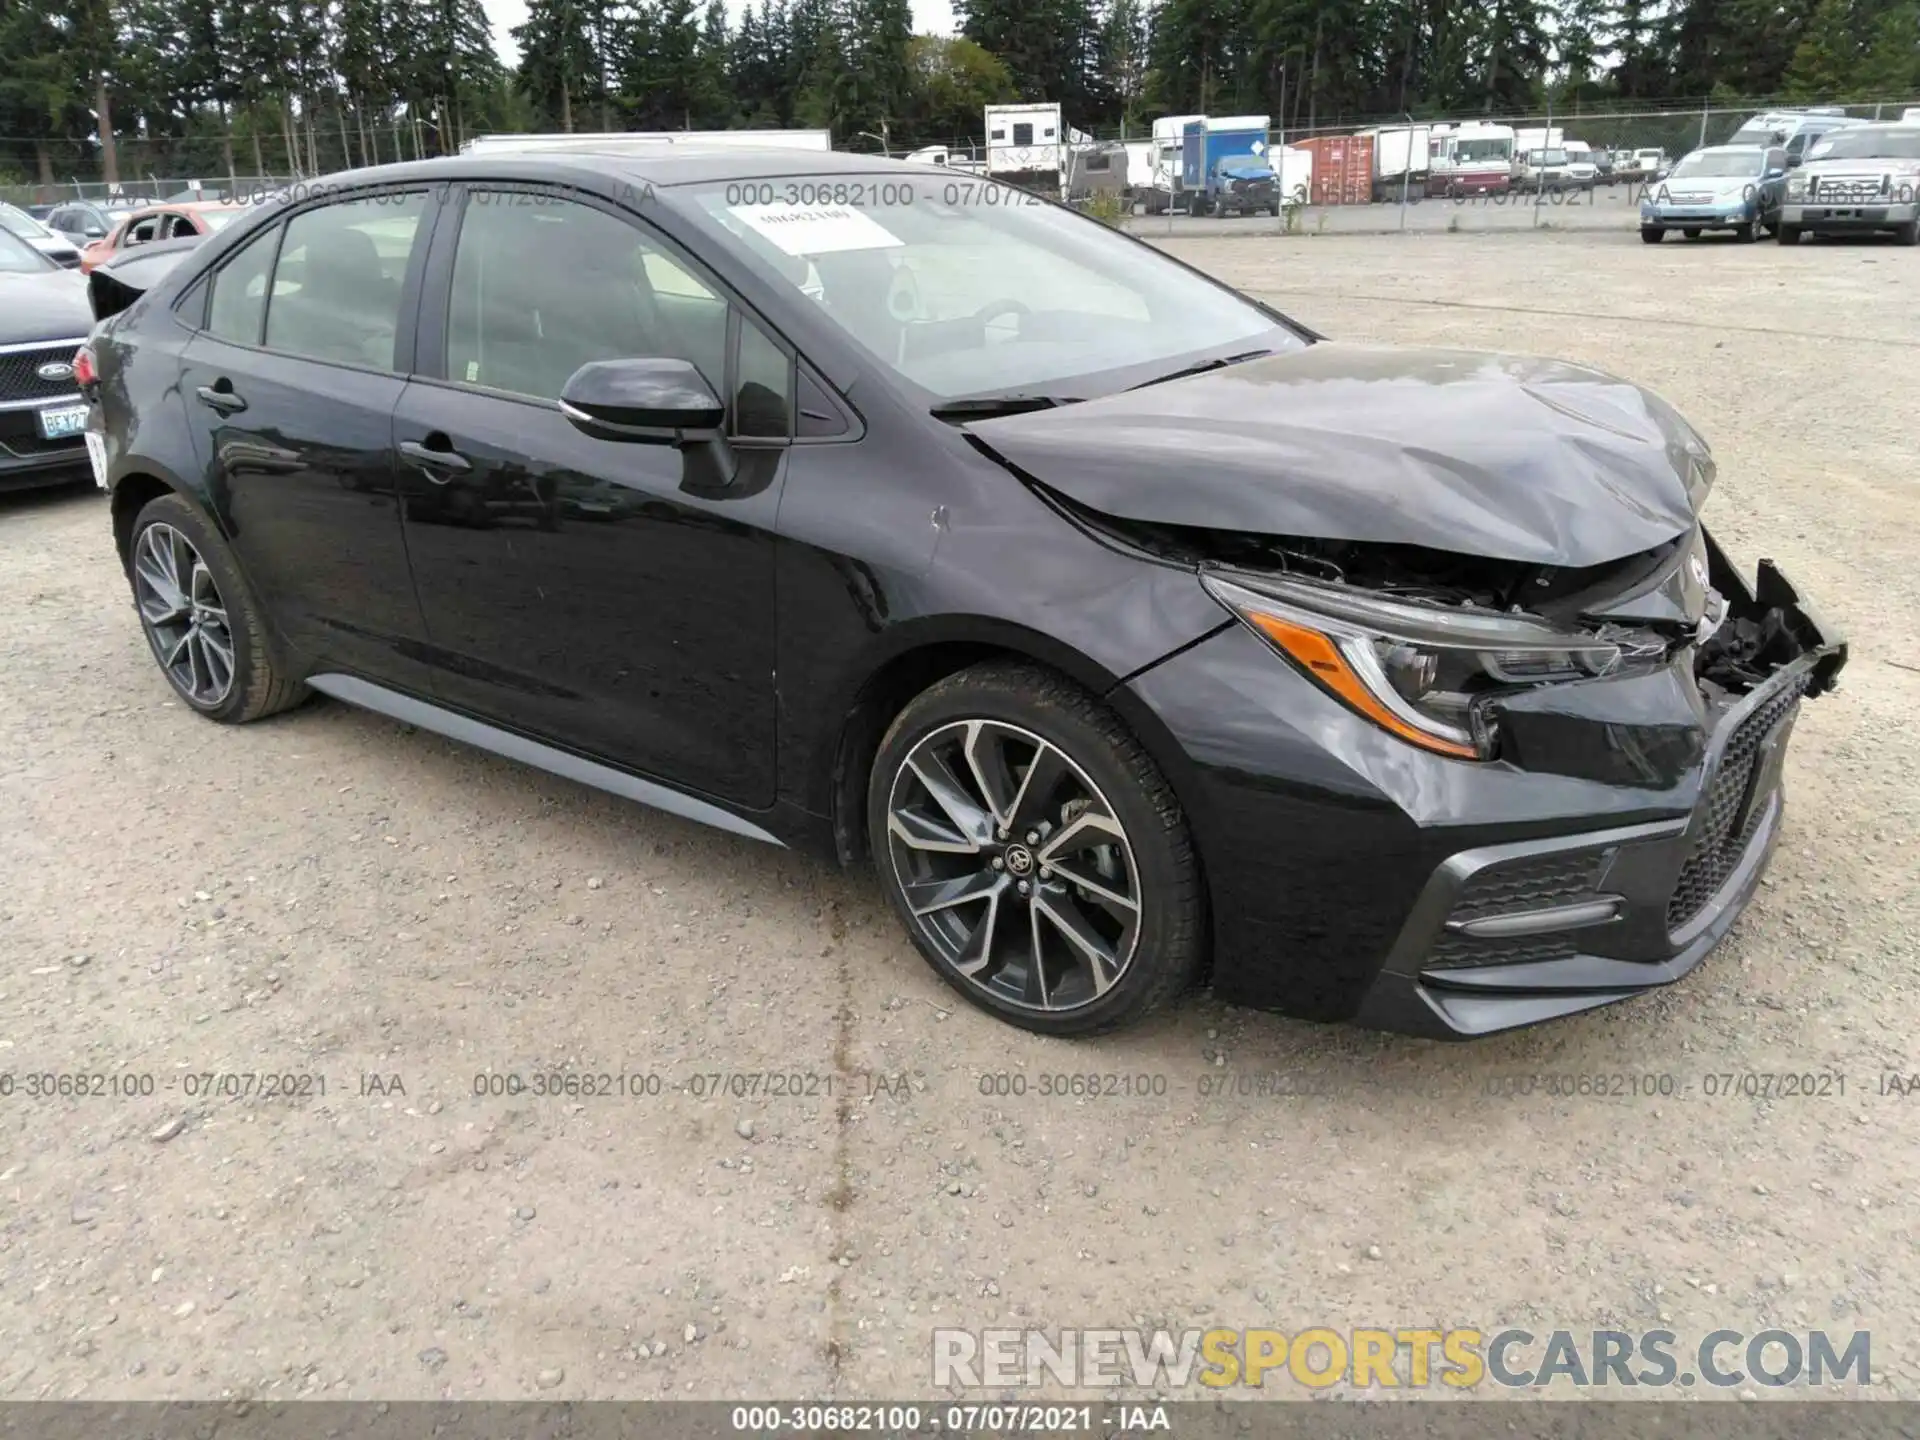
885,719,1141,1013
133,521,236,707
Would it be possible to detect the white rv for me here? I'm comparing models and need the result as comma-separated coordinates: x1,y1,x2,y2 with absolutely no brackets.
984,103,1066,195
462,129,833,154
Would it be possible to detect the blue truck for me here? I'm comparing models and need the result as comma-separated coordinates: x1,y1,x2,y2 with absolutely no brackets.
1180,115,1279,216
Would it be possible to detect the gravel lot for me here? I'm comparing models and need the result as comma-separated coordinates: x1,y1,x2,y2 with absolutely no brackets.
2,230,1916,1404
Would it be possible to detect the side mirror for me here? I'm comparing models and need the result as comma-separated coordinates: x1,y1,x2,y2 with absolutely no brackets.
1766,167,1784,180
559,357,723,444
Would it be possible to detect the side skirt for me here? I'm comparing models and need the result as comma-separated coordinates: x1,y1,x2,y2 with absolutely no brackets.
305,673,787,849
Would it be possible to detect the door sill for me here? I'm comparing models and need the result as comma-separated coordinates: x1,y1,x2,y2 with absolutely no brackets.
305,673,786,847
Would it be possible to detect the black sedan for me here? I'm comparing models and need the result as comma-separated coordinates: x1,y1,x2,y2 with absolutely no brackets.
0,226,93,492
79,148,1845,1039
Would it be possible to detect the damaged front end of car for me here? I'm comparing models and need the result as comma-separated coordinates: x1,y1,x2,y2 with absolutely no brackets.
1063,502,1846,1037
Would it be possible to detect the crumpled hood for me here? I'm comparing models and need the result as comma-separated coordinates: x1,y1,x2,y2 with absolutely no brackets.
966,342,1712,567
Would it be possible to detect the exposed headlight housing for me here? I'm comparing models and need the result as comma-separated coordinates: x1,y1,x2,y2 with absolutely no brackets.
1201,573,1638,761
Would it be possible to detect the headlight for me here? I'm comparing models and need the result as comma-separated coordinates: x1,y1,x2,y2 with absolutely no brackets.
1202,573,1632,761
1786,178,1807,198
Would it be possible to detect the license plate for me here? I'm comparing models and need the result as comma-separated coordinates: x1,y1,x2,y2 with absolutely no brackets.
84,429,108,489
39,403,88,440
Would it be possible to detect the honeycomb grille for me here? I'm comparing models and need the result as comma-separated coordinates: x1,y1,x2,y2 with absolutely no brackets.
1448,851,1606,922
0,344,84,405
1425,934,1579,971
1666,677,1807,931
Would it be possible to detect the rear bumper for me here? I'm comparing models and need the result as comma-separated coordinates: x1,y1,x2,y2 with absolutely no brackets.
1122,546,1846,1038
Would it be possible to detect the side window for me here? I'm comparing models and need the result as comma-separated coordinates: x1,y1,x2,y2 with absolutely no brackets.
126,217,160,246
206,223,280,345
1785,132,1808,158
447,191,728,403
264,193,425,370
733,316,791,439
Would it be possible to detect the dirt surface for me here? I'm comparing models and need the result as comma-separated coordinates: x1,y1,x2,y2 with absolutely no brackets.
2,231,1916,1404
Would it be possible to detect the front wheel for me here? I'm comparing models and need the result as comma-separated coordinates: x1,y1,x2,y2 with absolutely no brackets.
868,663,1204,1036
1734,219,1757,243
1896,218,1919,245
1640,226,1665,243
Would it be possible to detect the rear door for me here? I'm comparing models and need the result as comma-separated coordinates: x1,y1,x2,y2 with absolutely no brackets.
393,183,783,807
178,188,439,689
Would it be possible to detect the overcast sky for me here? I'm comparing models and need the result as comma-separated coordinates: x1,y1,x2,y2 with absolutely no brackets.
481,0,958,67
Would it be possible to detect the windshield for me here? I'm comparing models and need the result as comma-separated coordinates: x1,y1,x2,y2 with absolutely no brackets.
1671,152,1763,179
0,203,50,240
0,226,52,272
1456,138,1509,162
1531,149,1568,165
1808,128,1920,161
669,174,1299,402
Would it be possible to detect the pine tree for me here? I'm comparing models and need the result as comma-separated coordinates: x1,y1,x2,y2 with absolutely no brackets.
1784,0,1862,97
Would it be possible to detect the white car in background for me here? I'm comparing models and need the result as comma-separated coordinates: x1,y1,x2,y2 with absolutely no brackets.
0,202,82,268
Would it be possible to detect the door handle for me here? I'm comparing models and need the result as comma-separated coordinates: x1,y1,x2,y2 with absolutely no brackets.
195,384,247,414
399,438,472,482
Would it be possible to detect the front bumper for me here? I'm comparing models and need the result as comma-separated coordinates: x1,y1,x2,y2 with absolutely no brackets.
0,402,90,492
1120,544,1846,1038
1643,203,1755,229
1782,198,1919,230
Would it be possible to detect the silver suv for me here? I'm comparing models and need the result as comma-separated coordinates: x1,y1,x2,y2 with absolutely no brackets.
1780,124,1920,245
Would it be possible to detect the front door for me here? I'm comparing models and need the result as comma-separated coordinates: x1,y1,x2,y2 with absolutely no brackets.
178,190,438,688
394,185,783,808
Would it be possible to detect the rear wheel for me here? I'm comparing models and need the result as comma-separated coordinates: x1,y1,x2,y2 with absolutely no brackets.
868,662,1204,1036
127,493,307,724
1640,226,1665,243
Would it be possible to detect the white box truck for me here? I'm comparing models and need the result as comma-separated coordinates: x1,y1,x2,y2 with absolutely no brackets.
1141,113,1204,213
1360,123,1432,202
984,103,1066,196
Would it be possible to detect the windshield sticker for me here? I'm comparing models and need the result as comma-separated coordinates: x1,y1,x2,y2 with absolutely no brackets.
727,203,903,257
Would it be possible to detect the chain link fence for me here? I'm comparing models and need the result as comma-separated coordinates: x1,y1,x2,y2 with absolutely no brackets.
0,174,298,210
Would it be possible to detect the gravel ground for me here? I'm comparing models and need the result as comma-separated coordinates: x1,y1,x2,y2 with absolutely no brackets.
1,230,1916,1405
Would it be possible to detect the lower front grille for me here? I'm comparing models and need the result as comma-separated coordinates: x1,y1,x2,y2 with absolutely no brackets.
1426,934,1578,971
1449,851,1607,922
1666,676,1807,931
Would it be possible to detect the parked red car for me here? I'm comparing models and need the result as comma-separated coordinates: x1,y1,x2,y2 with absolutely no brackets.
79,201,250,274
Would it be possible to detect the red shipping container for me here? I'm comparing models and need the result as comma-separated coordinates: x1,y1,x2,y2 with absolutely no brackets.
1294,133,1375,205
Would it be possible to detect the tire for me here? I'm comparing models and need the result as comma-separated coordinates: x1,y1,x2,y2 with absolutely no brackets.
1640,226,1665,243
1897,219,1919,246
1734,219,1757,243
1777,225,1801,245
127,492,307,724
868,661,1204,1037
